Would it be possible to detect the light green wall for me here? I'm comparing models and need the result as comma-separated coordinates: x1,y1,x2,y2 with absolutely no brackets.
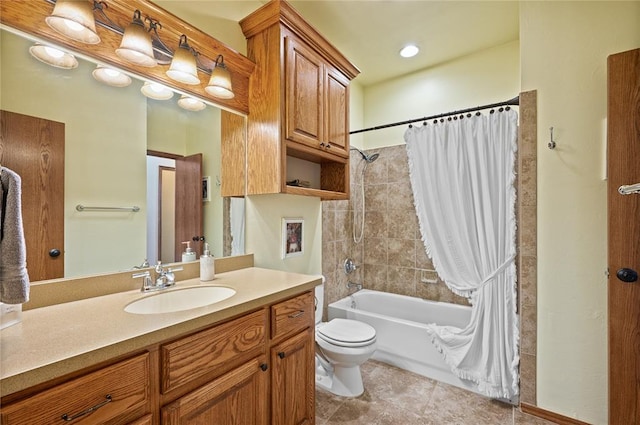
361,41,520,150
245,194,322,275
1,31,147,277
521,2,640,424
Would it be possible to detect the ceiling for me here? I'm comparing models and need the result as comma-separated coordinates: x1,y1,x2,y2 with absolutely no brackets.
155,1,520,87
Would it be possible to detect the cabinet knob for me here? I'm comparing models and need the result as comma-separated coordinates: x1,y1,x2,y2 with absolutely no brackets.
320,142,325,148
325,143,331,149
260,363,268,371
278,351,286,359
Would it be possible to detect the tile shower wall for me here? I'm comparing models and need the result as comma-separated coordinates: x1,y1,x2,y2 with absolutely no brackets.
322,144,469,311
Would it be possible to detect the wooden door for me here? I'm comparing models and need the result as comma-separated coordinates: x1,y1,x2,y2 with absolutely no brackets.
271,329,315,425
174,154,202,262
0,110,64,281
161,357,268,425
607,48,640,425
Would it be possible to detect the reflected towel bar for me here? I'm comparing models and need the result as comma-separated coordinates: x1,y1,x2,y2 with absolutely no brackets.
76,204,140,212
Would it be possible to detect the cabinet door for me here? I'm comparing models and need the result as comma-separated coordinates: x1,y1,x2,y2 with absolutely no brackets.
271,329,315,425
325,66,350,158
162,357,268,425
285,36,324,150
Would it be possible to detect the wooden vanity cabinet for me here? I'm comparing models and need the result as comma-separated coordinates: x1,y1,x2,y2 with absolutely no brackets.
161,291,316,425
0,290,316,425
270,291,316,425
236,0,360,200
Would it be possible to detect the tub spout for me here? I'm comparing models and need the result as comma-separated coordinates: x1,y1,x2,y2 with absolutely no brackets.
347,281,363,291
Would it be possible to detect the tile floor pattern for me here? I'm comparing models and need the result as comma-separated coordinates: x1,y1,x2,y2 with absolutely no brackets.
316,361,557,425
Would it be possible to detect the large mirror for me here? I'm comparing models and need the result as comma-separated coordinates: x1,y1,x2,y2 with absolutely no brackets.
0,27,246,282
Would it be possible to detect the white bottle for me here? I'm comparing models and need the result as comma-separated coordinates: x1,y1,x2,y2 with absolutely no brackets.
181,241,196,262
200,243,215,281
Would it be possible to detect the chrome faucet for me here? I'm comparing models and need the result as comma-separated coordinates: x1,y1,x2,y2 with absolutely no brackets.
132,261,183,292
132,259,150,269
347,281,363,291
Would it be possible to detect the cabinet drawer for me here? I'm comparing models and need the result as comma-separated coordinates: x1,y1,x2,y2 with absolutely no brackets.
0,353,151,425
271,291,314,340
161,309,267,394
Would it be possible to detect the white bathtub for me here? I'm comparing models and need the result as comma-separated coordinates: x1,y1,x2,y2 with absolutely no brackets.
328,289,479,394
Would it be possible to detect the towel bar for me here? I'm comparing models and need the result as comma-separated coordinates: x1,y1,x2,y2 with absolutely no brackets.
75,204,140,212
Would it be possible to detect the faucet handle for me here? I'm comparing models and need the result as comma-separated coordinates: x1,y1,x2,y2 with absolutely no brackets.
155,261,166,274
344,258,359,274
133,271,153,292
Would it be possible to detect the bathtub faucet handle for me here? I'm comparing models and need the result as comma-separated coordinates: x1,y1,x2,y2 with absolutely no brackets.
344,258,359,274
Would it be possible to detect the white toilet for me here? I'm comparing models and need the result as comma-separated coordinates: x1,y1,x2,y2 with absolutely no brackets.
315,283,377,397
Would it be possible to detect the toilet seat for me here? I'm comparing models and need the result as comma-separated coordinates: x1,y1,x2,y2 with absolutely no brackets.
317,318,376,348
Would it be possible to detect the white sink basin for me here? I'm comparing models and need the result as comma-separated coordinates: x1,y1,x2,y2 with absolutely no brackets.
124,286,236,314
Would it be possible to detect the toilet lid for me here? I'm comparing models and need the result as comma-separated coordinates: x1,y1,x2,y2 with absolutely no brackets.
317,318,376,347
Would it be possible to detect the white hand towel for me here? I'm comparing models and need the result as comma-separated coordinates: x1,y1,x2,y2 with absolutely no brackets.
0,166,30,304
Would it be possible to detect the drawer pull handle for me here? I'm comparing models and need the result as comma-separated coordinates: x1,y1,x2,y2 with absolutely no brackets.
278,351,286,359
288,310,305,319
61,394,112,422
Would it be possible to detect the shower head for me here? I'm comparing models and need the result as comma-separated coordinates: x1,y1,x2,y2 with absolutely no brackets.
350,147,380,163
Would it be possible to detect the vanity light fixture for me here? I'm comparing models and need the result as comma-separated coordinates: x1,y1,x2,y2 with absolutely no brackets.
29,43,79,69
45,0,101,44
92,65,132,87
177,95,206,111
205,55,234,99
116,10,157,67
141,81,174,100
166,35,200,85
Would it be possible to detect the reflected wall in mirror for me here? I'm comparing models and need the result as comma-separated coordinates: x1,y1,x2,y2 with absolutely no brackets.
0,28,245,282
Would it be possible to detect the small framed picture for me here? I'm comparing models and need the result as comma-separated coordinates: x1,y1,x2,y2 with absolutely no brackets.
282,218,304,258
202,176,211,202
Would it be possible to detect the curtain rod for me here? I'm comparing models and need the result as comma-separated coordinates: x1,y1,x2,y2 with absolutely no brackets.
349,95,520,135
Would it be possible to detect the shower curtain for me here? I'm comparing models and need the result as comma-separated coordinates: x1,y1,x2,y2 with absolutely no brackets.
404,109,519,399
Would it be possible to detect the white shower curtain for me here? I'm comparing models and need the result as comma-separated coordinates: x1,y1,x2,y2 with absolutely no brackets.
404,109,519,399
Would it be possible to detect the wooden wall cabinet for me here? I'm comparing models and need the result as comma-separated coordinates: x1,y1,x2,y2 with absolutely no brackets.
235,0,360,200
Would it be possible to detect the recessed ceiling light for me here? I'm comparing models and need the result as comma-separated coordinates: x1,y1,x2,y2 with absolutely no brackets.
400,45,419,58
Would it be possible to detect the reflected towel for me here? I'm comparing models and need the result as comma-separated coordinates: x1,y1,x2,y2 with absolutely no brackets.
0,167,30,304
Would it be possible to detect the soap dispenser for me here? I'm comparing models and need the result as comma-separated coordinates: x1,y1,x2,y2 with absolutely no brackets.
181,241,196,262
200,242,215,281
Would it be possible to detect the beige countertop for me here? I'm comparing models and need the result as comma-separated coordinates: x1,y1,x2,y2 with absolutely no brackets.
0,267,321,397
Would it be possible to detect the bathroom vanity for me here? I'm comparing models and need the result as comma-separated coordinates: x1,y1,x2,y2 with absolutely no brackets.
0,265,319,424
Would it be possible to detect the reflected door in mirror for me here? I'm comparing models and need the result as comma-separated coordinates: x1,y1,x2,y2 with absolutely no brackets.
1,110,65,280
175,154,203,262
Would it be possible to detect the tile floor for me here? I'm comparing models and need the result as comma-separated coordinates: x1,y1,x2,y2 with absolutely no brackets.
316,360,557,425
